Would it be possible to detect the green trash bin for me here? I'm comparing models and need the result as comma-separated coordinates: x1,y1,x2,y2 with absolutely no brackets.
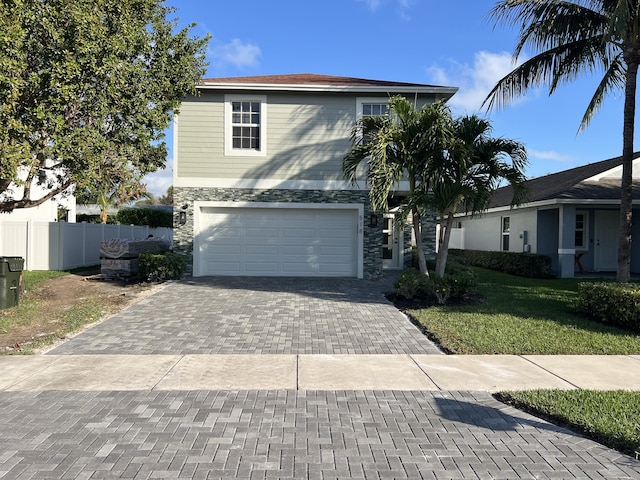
0,256,24,309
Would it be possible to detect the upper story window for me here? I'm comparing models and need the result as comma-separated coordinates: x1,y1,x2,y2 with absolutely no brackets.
357,97,389,119
362,103,388,116
224,94,267,156
575,211,588,249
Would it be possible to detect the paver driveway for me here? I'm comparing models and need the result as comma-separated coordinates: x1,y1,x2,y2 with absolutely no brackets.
1,276,639,479
48,276,442,355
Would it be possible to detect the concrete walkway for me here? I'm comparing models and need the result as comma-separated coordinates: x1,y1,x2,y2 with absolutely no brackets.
1,276,640,479
2,353,640,392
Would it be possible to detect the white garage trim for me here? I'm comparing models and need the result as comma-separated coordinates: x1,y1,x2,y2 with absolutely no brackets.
193,201,364,278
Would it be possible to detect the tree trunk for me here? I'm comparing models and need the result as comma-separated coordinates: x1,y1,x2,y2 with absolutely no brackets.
616,54,638,283
412,206,429,277
435,212,455,277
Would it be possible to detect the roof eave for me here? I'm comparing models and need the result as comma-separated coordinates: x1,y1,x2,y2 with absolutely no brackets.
196,82,458,98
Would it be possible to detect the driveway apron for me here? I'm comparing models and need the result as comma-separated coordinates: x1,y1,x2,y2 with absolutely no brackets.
0,276,638,479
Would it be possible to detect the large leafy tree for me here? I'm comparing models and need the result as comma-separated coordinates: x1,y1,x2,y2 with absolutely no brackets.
343,96,454,276
485,0,640,282
0,0,209,213
429,115,528,277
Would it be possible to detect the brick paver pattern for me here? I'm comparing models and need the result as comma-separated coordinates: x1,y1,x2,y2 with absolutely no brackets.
2,390,639,480
49,277,442,355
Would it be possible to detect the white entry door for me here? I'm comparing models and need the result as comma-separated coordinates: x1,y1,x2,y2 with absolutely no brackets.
594,210,618,271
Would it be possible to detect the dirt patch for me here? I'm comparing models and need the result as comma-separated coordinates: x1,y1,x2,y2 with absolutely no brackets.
0,270,158,353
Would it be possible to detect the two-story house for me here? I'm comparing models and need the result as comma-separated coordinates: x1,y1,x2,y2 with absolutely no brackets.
173,73,457,279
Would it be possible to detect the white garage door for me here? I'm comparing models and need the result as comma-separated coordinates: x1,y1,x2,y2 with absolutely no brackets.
195,206,359,277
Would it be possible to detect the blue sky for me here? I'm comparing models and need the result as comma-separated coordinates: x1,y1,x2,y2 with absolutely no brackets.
144,0,634,195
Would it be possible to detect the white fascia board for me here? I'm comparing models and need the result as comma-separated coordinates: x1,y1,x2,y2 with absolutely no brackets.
197,82,458,98
453,197,640,217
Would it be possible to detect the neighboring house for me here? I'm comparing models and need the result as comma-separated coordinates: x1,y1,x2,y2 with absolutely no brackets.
173,73,457,278
451,153,640,278
0,188,76,223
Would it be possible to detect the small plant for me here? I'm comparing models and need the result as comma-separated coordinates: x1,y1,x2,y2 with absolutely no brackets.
138,252,185,282
394,269,431,299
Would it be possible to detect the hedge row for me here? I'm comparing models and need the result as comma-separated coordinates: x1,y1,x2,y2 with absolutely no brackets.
138,252,185,283
578,282,640,333
116,208,172,228
448,249,555,278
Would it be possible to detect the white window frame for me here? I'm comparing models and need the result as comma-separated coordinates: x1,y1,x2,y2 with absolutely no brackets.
224,94,267,157
356,97,389,120
501,216,510,251
575,210,589,250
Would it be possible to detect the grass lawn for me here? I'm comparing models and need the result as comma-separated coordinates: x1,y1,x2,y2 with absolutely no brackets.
497,390,640,458
408,268,640,355
406,267,640,458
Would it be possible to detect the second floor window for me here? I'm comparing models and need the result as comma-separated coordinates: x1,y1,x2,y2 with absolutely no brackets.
362,103,388,117
231,101,260,150
225,94,266,156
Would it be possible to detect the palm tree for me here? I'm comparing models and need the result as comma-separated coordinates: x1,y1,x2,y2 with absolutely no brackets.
484,0,640,282
342,95,454,276
429,115,528,277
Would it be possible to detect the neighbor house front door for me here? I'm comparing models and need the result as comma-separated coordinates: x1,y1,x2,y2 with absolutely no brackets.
594,210,618,271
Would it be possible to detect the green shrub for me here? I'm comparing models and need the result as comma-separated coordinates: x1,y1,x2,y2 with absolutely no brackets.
76,214,117,224
116,208,173,228
138,252,185,283
431,269,477,304
578,282,640,333
395,258,476,304
394,269,431,299
449,249,554,278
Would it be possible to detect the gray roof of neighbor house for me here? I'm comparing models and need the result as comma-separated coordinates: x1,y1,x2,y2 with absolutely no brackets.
488,152,640,209
197,73,458,99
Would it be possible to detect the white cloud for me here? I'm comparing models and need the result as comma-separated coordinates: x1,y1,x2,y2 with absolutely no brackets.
142,163,173,197
529,149,576,163
211,39,261,69
358,0,414,17
427,51,527,114
361,0,381,9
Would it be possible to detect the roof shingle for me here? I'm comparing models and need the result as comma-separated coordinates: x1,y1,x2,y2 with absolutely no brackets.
488,153,640,208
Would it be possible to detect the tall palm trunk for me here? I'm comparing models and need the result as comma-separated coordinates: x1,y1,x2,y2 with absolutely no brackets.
616,53,638,283
435,211,455,277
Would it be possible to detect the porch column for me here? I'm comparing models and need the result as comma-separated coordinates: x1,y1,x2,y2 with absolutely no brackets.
557,205,576,278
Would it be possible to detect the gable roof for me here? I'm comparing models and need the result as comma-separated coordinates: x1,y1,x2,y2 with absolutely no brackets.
489,153,640,209
197,73,458,99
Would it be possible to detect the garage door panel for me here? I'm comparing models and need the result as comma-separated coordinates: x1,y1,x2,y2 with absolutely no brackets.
196,207,359,277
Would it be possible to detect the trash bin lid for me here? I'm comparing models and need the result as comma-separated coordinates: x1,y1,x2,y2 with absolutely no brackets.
0,257,24,272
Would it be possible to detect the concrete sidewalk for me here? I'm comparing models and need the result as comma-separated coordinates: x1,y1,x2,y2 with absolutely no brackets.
2,354,640,392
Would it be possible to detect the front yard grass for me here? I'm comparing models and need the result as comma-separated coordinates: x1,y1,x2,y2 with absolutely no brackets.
407,268,640,354
405,268,640,458
497,390,640,458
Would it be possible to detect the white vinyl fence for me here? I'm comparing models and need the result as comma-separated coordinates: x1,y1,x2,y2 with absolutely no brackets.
0,221,173,271
435,226,465,252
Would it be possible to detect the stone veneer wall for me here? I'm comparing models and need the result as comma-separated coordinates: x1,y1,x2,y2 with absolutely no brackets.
402,213,438,269
173,187,384,279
